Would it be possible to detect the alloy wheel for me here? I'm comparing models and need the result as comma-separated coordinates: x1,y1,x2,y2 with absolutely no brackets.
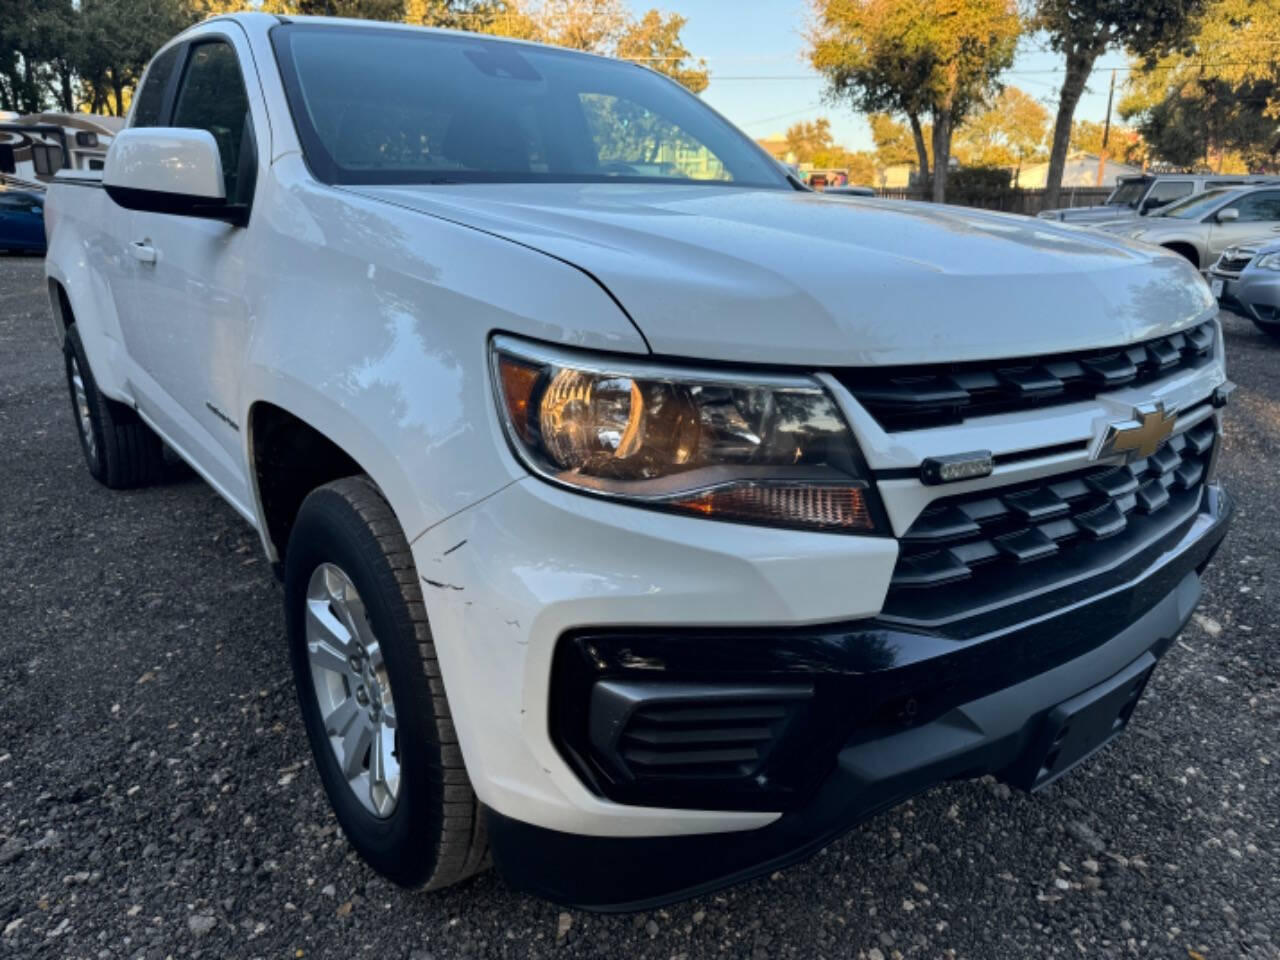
69,356,96,462
305,562,401,818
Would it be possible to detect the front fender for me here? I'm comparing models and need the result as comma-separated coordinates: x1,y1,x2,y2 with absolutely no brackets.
240,158,649,547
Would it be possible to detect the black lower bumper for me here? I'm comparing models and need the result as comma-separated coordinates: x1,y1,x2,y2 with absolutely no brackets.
489,486,1231,911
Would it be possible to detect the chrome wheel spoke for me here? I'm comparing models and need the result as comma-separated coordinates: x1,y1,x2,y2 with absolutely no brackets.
304,562,402,819
323,696,360,737
341,719,374,780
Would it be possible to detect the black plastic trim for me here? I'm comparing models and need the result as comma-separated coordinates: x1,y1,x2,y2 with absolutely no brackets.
496,503,1228,910
548,486,1230,813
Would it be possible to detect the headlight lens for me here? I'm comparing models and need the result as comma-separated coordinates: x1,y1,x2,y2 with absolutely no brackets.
490,337,878,532
1255,252,1280,271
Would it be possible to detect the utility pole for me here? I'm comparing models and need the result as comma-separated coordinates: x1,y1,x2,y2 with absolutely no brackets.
1096,68,1116,187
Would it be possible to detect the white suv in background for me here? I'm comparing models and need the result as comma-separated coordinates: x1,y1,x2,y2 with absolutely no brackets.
43,14,1232,909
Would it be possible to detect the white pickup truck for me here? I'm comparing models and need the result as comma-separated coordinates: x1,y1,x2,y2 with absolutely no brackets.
44,13,1232,910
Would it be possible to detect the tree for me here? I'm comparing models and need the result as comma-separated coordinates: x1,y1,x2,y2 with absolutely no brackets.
955,86,1047,180
808,0,1020,202
784,118,836,162
868,113,927,170
616,10,708,93
1120,0,1280,171
1033,0,1210,209
537,0,629,53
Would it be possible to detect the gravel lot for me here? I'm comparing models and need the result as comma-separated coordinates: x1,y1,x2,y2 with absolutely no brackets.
1,252,1277,960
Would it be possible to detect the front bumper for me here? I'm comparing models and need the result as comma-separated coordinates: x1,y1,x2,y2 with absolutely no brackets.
1211,267,1280,325
484,485,1230,909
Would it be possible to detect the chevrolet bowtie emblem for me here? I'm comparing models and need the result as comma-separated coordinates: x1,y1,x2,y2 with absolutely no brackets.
1093,401,1178,462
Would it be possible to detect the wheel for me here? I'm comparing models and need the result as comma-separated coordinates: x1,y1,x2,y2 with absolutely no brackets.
284,476,488,889
63,324,164,488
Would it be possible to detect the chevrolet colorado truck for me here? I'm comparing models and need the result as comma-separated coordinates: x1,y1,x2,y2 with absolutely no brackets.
43,14,1232,910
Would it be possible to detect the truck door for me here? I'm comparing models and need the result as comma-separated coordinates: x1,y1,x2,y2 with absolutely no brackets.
124,32,264,514
1207,189,1280,262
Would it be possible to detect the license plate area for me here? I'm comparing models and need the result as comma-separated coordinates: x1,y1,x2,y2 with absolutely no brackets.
1010,652,1156,792
1210,277,1224,298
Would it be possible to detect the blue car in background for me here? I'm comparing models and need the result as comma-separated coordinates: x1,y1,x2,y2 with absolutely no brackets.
0,188,46,254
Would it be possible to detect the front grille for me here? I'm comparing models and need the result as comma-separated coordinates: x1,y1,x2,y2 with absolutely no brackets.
1217,253,1254,275
885,420,1217,623
835,321,1215,431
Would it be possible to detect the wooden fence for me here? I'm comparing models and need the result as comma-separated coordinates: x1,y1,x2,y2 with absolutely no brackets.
874,186,1113,215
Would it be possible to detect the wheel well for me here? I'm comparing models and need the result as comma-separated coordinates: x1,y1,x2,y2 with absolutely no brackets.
1163,242,1200,268
48,280,73,335
249,403,363,561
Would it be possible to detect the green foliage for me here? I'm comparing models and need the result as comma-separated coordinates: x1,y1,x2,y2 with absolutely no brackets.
867,113,927,168
1120,0,1280,170
955,86,1047,168
616,10,709,94
807,0,1021,201
0,0,710,116
1032,0,1211,202
946,163,1012,203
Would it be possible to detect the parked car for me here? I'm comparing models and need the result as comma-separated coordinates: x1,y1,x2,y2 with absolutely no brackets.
1094,184,1280,270
822,184,877,197
1208,239,1280,338
44,14,1232,910
0,186,45,253
1037,173,1268,224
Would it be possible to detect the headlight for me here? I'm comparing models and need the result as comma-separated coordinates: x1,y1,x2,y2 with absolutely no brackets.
1255,252,1280,271
490,336,880,532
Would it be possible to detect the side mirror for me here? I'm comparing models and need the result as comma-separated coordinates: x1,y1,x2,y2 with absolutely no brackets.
1140,197,1165,214
103,128,246,227
1216,207,1240,223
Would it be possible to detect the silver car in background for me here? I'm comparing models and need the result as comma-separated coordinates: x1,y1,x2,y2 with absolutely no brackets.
1209,240,1280,340
1037,173,1266,224
1095,185,1280,270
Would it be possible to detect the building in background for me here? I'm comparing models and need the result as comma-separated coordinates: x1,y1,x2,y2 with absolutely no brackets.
0,113,123,187
1017,152,1143,189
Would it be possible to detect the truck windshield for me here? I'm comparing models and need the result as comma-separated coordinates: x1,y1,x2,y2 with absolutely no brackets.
1106,178,1151,207
270,23,789,189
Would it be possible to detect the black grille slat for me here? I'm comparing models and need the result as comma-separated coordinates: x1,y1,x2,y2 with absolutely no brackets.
623,725,774,746
1003,487,1069,521
890,428,1216,598
994,527,1058,562
1075,501,1127,540
840,321,1217,431
634,704,789,724
624,746,763,768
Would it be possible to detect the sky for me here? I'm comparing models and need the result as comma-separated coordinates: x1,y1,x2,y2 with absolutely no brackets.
645,0,1128,151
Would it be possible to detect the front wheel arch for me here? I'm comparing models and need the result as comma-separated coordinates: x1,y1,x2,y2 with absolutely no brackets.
1162,242,1201,268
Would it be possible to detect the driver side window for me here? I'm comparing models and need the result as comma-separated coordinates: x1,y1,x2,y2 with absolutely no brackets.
1233,191,1280,222
170,40,255,206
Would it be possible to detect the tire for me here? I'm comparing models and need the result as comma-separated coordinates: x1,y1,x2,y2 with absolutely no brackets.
63,324,164,488
284,476,488,889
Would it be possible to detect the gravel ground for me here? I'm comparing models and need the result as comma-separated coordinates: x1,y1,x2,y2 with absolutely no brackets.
0,252,1277,960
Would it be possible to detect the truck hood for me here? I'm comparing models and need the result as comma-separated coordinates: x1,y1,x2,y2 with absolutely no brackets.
350,183,1214,366
1043,204,1138,224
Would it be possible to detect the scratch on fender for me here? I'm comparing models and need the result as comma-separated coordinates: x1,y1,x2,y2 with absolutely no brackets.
422,577,465,591
205,402,240,432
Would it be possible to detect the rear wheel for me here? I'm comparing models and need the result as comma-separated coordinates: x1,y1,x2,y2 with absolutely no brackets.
284,476,488,889
63,325,164,488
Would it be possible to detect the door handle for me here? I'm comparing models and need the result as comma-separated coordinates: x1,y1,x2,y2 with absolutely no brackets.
129,240,157,264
